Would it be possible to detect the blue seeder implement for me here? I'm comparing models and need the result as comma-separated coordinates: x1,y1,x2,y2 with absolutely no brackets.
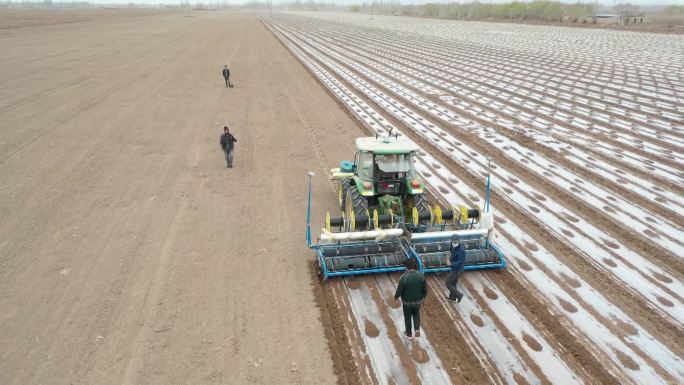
306,172,506,280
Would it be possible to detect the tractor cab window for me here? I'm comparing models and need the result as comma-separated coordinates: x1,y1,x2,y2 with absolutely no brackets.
376,154,412,178
406,152,417,179
357,151,374,180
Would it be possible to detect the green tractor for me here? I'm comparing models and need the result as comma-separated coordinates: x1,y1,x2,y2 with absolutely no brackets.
330,135,430,231
308,133,506,279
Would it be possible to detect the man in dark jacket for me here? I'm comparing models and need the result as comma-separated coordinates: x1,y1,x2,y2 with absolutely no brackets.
222,65,232,88
445,241,466,302
394,258,427,340
220,126,237,168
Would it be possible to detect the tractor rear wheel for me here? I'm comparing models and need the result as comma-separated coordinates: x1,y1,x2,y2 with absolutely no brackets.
411,193,430,214
338,179,350,211
344,185,368,231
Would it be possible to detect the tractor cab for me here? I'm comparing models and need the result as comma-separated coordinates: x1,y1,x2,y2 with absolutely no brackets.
331,135,426,222
312,133,506,280
354,136,422,198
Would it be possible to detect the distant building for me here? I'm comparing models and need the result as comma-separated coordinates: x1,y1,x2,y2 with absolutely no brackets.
595,12,645,25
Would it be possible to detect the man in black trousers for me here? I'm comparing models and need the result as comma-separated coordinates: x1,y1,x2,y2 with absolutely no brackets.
219,126,237,168
394,258,427,340
445,241,466,302
222,65,233,88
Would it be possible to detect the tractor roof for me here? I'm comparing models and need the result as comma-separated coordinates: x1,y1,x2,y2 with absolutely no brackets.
355,137,419,154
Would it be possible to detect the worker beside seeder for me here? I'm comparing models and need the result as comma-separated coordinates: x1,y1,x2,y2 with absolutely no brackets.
305,131,506,284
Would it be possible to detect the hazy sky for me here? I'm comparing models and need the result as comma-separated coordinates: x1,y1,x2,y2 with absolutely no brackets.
37,0,684,6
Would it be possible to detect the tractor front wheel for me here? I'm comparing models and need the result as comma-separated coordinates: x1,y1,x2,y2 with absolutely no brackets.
411,193,430,214
344,186,369,231
338,180,349,211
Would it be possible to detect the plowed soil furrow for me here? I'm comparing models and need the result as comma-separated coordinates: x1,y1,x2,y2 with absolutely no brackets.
283,24,684,250
262,16,684,384
300,13,684,120
267,25,592,384
308,46,684,264
275,19,684,202
294,20,684,172
273,21,684,310
323,15,684,105
411,149,684,374
415,154,684,384
308,23,684,146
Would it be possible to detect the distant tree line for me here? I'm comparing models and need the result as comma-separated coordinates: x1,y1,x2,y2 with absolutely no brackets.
350,1,598,23
666,5,684,15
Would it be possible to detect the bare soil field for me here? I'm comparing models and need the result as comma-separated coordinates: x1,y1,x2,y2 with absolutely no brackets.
1,8,682,385
0,10,359,385
0,7,168,29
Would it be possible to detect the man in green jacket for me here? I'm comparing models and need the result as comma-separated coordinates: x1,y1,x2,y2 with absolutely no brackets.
394,258,427,340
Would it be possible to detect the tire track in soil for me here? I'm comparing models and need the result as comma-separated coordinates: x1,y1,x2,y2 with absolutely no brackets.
282,38,381,383
308,262,373,385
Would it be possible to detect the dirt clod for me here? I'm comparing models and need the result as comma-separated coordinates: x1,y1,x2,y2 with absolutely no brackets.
656,296,674,307
603,258,618,267
470,314,484,327
482,286,499,300
364,319,380,338
614,349,640,371
559,273,582,288
642,229,660,239
602,239,620,249
522,333,543,352
561,229,575,238
513,371,532,385
652,271,672,284
411,346,430,363
615,320,639,336
517,260,534,271
557,297,578,313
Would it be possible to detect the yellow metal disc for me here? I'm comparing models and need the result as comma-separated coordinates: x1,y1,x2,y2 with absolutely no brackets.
460,205,468,225
434,206,443,224
412,207,419,226
337,183,344,208
348,211,355,231
373,209,379,229
325,212,331,232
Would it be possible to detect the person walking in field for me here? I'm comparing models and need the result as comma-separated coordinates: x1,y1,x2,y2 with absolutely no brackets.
445,241,466,303
220,126,237,168
394,258,427,340
222,65,233,88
